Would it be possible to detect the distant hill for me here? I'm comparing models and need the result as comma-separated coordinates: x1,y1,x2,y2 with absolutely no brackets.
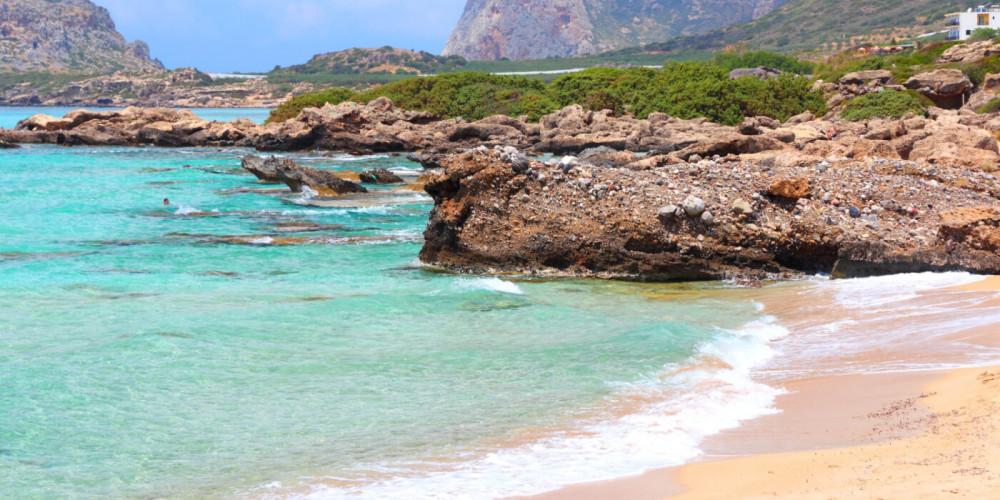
273,47,467,77
0,0,162,73
442,0,789,61
624,0,985,56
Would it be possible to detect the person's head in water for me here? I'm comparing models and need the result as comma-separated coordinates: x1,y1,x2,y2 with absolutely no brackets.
163,198,170,206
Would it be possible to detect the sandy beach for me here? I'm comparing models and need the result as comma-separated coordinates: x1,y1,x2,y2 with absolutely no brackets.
524,276,1000,500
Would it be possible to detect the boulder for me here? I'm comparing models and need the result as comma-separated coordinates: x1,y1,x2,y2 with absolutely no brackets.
15,114,73,131
904,69,973,108
729,67,782,80
578,146,637,167
838,70,893,86
359,168,405,184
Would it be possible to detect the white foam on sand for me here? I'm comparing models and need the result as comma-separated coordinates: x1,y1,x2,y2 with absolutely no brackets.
290,316,789,499
762,272,1000,378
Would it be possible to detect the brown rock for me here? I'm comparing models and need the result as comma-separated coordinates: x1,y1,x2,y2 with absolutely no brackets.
768,178,811,199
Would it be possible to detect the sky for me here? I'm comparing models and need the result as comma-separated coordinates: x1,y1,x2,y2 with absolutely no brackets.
97,0,468,73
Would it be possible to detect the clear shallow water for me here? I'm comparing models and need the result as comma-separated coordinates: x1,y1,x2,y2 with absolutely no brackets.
4,145,998,499
0,107,272,129
0,146,774,499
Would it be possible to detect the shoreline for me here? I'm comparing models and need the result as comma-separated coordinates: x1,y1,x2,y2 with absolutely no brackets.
520,275,1000,500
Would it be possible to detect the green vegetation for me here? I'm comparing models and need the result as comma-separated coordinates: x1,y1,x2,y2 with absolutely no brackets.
357,72,556,121
968,28,1000,42
265,87,358,124
841,90,929,121
977,97,1000,114
0,71,96,94
268,60,826,127
710,51,815,75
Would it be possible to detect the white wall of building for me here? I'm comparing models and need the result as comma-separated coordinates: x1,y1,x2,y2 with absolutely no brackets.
951,7,1000,40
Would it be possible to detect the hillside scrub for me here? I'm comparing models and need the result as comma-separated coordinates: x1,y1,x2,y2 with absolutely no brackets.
711,50,816,75
840,90,929,121
267,60,826,127
356,72,557,121
265,87,359,124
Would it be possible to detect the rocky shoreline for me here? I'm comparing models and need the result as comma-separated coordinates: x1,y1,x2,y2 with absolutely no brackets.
418,148,1000,281
7,62,1000,280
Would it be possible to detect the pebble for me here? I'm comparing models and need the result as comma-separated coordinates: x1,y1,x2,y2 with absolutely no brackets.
731,199,753,215
701,211,715,225
849,206,862,218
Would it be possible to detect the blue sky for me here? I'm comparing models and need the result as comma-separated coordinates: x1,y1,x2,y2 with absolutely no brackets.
98,0,468,73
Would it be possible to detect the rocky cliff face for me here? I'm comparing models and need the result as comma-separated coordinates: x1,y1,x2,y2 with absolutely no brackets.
442,0,786,61
0,0,162,72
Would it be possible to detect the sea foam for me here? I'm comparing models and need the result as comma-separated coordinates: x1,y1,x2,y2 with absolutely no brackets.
295,316,788,499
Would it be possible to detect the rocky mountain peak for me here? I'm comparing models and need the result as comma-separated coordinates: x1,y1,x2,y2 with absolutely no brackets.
443,0,787,61
0,0,163,72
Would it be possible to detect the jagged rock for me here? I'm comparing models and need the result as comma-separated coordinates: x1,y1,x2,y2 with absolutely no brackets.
273,158,367,196
241,155,283,182
420,150,1000,281
359,168,405,184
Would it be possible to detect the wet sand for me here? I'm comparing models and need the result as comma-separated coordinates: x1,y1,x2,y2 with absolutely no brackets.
522,276,1000,500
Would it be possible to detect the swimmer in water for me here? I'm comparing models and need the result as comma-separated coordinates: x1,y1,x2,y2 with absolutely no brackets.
163,198,170,206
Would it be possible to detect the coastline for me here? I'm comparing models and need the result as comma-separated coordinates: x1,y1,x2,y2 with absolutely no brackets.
520,275,1000,500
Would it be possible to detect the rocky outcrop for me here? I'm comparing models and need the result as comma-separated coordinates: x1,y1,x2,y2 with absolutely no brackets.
936,40,1000,64
6,107,261,147
419,148,1000,281
0,68,310,108
241,155,367,196
0,0,162,72
442,0,787,61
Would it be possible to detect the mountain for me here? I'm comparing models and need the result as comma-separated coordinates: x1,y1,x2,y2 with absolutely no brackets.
0,0,162,72
442,0,788,61
621,0,984,56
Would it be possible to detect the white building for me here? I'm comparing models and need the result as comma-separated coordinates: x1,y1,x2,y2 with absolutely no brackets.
947,5,1000,40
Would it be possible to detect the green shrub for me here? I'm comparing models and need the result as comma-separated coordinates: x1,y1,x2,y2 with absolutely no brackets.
266,87,359,124
968,28,1000,42
840,90,928,121
963,54,1000,86
356,72,558,121
711,50,816,75
977,97,1000,114
268,59,826,127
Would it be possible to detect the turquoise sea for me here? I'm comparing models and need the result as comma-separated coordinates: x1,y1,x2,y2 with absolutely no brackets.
3,108,1000,499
